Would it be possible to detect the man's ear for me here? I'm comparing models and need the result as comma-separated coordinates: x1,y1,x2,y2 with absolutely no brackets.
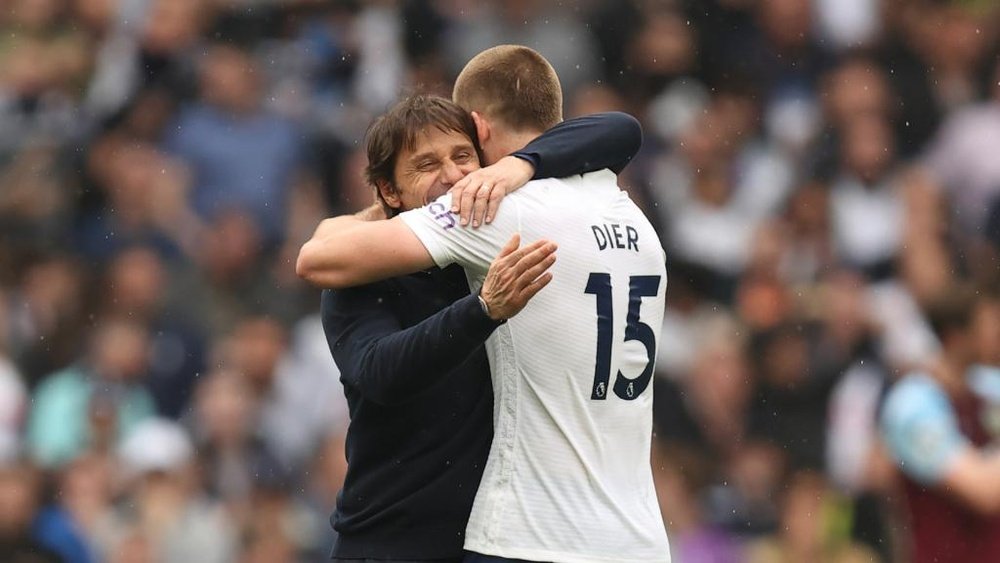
471,111,490,147
376,180,402,211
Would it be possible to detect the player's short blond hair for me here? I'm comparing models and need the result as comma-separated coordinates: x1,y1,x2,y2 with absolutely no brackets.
453,45,563,132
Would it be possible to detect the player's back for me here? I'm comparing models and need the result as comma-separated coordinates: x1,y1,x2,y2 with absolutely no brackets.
465,169,670,562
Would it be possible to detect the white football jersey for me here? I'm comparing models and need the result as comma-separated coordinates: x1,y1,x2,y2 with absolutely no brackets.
400,169,670,563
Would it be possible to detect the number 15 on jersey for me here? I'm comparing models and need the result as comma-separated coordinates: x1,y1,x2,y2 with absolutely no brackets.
584,273,661,401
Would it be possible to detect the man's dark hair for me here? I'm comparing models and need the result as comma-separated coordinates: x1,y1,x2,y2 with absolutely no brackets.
364,95,480,216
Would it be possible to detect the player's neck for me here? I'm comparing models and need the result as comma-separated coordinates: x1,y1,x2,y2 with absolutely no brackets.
487,130,542,165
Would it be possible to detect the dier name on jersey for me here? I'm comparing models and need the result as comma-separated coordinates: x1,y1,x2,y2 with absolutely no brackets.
591,222,640,252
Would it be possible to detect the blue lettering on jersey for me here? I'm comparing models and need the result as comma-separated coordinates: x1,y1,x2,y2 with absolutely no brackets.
428,202,456,230
591,223,639,252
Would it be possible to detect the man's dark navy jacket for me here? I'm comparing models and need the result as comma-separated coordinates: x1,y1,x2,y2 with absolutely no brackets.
321,112,642,561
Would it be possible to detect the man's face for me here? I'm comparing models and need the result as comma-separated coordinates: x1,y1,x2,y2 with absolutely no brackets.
386,127,480,212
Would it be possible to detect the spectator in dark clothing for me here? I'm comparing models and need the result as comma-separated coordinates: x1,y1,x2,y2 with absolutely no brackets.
0,460,92,563
163,44,303,244
100,246,205,419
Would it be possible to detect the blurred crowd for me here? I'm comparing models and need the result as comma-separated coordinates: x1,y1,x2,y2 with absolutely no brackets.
0,0,998,561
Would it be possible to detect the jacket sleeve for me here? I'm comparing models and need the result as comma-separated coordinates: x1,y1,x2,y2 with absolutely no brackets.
512,111,643,178
320,285,502,405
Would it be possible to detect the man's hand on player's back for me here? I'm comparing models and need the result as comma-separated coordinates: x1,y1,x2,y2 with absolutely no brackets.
479,234,557,321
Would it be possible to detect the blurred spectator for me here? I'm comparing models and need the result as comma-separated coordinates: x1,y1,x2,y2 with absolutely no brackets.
828,363,891,497
281,313,349,430
653,444,745,563
746,469,878,562
182,210,272,334
621,4,700,105
882,0,998,157
907,2,995,112
650,89,795,300
0,459,93,562
241,450,324,562
0,460,60,562
747,321,837,470
445,0,599,99
7,253,90,386
825,342,899,559
923,59,1000,235
99,246,206,418
27,317,156,468
896,168,955,305
828,115,905,279
737,0,831,134
190,367,273,513
135,0,207,97
710,441,787,536
880,287,1000,562
351,1,406,114
750,180,834,285
98,417,237,563
654,275,714,380
0,143,72,246
55,453,116,562
811,55,892,180
302,429,348,558
0,0,93,154
222,315,333,471
814,0,881,51
654,310,752,463
163,42,304,244
77,136,201,262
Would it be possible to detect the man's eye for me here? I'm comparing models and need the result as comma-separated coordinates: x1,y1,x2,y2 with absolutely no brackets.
417,161,436,171
454,152,472,163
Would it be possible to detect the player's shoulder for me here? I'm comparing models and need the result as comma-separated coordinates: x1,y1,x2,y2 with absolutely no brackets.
509,170,622,210
519,168,619,191
880,370,970,485
881,372,949,429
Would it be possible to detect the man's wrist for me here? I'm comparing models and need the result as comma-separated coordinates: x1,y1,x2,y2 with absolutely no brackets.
510,152,540,179
478,294,507,323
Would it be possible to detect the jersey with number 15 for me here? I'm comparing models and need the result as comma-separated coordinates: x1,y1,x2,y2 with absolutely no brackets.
400,169,670,563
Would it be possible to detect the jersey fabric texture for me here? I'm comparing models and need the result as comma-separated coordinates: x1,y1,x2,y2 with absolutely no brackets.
401,169,671,563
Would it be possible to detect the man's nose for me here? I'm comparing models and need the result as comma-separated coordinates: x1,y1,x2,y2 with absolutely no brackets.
440,159,465,185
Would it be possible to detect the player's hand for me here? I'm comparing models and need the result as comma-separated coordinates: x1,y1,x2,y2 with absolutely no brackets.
450,156,534,228
480,233,556,321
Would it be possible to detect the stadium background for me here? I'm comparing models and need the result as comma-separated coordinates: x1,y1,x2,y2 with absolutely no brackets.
1,0,998,561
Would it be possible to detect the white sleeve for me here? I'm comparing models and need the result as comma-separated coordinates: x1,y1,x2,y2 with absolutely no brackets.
398,192,517,275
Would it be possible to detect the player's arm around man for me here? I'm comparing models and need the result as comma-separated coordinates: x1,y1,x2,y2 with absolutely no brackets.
296,110,639,288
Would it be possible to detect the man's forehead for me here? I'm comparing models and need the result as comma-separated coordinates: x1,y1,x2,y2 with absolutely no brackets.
404,127,475,158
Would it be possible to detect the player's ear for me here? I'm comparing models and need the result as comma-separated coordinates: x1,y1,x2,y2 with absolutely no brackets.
471,111,490,147
376,179,402,211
